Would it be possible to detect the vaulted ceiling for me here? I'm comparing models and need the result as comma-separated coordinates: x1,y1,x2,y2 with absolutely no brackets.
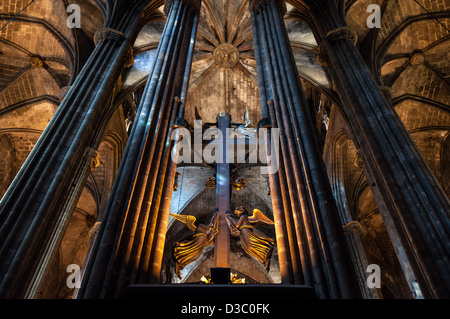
1,0,448,173
1,0,448,128
126,0,330,126
345,0,449,108
1,0,448,205
0,0,103,126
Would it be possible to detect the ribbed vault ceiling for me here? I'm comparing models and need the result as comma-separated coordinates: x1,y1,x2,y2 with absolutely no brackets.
0,0,448,133
127,0,330,125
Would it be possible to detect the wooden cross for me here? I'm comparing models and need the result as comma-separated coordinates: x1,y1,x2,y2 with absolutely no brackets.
214,113,231,268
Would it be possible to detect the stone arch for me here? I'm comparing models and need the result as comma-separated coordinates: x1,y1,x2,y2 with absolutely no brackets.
0,133,16,199
408,127,450,196
35,128,125,298
442,131,450,197
329,129,411,298
161,175,280,284
91,131,124,217
329,129,362,223
36,187,98,298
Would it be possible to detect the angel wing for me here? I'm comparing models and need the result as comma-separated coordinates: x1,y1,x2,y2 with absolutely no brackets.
170,213,197,231
248,209,274,226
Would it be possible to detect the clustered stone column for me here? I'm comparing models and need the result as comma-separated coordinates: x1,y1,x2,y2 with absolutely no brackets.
77,0,201,299
250,0,359,298
0,0,150,299
301,0,450,298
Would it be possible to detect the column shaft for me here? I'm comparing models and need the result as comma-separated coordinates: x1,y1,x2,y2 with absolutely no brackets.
250,0,359,298
327,33,450,298
303,0,450,298
261,127,295,283
0,1,148,298
147,10,200,283
252,7,296,284
77,0,201,298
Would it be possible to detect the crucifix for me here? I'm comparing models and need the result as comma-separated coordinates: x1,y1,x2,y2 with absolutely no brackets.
214,113,231,270
169,112,235,281
170,112,275,283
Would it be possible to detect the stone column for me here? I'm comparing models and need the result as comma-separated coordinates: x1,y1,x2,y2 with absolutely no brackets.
0,0,150,299
252,1,296,284
259,122,296,284
77,0,201,298
148,9,200,281
301,0,450,298
250,0,359,298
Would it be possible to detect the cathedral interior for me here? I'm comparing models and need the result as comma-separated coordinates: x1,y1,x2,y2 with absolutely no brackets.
0,0,449,301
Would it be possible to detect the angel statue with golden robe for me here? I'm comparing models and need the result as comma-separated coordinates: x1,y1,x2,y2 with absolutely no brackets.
170,212,219,279
226,206,275,271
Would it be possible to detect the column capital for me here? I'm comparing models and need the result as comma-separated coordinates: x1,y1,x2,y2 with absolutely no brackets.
94,27,126,46
164,0,202,15
317,27,358,66
290,0,346,38
325,27,358,45
342,221,366,236
60,86,72,102
257,117,272,129
123,44,135,68
250,0,286,15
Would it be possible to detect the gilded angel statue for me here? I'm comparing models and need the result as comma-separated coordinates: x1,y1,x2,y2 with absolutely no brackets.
170,212,219,279
225,206,275,271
